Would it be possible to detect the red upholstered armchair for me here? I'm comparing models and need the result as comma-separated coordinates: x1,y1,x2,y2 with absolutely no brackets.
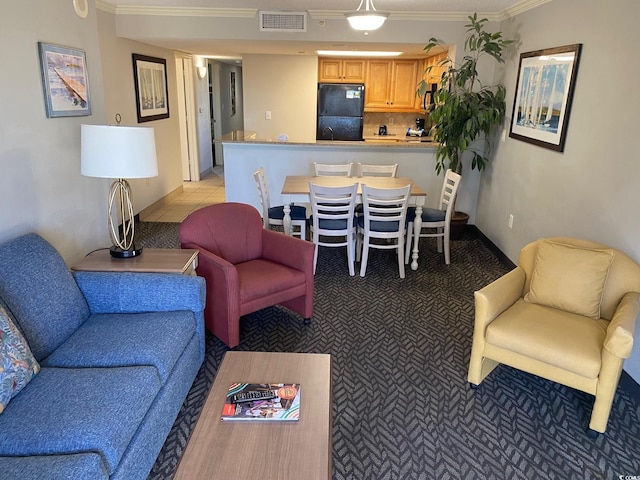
179,202,314,348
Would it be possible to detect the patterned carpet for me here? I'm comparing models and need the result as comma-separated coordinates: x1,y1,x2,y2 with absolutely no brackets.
138,222,640,480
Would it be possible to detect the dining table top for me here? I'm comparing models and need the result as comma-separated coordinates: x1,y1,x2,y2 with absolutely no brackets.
281,175,427,197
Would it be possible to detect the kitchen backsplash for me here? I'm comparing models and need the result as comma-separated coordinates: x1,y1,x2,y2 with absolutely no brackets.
363,112,429,137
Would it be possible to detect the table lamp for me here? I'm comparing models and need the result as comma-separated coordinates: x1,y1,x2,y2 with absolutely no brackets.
81,124,158,258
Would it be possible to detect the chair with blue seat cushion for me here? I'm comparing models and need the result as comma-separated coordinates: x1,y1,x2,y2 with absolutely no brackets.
308,182,359,276
404,169,461,265
254,166,307,239
356,184,411,278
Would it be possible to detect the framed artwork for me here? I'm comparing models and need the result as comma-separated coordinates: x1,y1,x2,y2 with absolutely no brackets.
132,54,170,123
509,44,582,152
38,42,91,117
230,71,237,116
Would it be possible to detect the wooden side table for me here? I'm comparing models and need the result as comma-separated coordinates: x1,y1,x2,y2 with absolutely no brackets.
72,248,199,275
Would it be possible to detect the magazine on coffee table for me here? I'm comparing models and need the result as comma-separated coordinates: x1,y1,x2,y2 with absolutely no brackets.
221,383,300,421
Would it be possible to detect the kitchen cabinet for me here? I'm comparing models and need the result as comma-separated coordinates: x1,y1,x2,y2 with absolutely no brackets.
415,52,449,111
364,60,420,112
318,59,365,83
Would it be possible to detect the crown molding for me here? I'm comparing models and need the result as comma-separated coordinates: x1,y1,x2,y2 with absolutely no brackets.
95,3,257,18
96,0,549,21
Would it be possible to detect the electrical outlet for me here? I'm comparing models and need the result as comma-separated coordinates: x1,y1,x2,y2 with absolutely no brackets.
388,117,394,125
501,128,507,142
265,110,272,120
508,214,514,229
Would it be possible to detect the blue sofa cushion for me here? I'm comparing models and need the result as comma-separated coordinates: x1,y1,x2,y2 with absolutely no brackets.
42,311,197,383
0,234,90,361
0,303,40,413
0,453,108,480
0,366,160,475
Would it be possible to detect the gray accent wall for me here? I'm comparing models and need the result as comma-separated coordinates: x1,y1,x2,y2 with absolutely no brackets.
476,0,640,382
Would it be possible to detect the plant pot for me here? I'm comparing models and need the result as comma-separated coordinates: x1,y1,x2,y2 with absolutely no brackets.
450,211,469,240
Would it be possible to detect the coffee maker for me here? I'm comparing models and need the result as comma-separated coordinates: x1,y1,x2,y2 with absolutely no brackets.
406,118,428,137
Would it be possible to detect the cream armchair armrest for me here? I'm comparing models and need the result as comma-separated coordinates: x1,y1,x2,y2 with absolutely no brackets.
474,267,526,328
468,267,525,386
604,291,640,359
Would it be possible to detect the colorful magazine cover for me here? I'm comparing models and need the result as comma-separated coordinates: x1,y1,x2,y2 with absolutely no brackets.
221,383,300,421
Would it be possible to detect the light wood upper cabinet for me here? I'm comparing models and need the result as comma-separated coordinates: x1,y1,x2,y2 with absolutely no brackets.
318,59,365,83
364,59,420,111
414,51,449,111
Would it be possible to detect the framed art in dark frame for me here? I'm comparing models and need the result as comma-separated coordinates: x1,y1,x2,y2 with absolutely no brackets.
132,53,169,123
509,44,582,152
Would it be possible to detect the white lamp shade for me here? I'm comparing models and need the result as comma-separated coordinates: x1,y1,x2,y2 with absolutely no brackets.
345,12,388,31
81,124,158,179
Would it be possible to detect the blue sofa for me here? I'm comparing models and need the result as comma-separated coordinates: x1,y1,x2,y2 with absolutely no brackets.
0,233,206,480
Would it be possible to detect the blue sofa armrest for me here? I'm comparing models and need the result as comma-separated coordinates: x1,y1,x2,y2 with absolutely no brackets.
73,271,207,357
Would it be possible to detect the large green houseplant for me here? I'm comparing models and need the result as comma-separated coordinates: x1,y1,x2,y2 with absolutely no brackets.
419,14,513,175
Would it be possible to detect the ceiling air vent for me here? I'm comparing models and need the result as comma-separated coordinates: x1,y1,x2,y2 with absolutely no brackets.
260,11,307,32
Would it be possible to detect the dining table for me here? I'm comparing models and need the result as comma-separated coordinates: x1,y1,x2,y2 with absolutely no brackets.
281,175,427,271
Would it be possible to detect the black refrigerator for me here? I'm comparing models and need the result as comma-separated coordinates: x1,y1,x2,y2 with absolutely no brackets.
316,83,365,141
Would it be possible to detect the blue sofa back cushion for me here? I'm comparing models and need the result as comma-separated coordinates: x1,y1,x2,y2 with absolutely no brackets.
0,234,90,361
43,310,197,383
0,366,161,475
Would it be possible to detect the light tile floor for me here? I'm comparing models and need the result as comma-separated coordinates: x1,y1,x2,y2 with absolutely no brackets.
140,166,225,223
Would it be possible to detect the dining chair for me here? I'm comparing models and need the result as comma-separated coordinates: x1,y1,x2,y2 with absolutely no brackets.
308,182,359,276
253,167,307,239
356,163,398,177
356,184,411,278
405,169,461,265
313,162,354,177
354,163,398,216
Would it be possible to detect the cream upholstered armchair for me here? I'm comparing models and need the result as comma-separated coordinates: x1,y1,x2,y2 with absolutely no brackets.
468,237,640,436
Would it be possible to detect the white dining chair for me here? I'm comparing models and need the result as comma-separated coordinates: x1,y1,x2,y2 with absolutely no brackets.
356,184,411,278
308,182,359,276
405,169,461,265
356,163,398,177
354,163,398,216
313,162,354,177
253,167,307,239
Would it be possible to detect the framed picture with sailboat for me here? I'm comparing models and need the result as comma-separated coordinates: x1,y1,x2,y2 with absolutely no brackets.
509,44,582,152
38,42,91,118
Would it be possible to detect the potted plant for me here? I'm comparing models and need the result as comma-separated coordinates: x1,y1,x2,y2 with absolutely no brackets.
418,14,513,236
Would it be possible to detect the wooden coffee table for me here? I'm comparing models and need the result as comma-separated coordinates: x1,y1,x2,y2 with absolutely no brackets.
173,351,332,480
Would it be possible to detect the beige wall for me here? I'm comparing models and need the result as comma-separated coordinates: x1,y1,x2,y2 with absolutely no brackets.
97,9,184,212
0,1,108,264
242,54,318,142
476,0,640,381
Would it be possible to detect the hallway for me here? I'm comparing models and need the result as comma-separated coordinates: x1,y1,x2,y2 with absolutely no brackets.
140,167,225,223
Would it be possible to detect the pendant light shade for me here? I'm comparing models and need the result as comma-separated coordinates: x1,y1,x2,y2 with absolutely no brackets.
345,0,389,31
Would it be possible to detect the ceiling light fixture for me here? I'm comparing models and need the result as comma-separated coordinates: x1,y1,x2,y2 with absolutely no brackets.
345,0,389,31
317,50,401,57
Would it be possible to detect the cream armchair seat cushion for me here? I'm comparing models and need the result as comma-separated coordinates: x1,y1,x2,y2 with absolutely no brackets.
524,239,614,319
486,299,608,378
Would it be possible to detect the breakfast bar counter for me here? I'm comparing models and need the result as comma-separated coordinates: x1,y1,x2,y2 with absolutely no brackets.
221,134,481,228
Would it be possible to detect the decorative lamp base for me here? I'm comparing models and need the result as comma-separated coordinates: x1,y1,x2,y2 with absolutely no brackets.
110,245,143,258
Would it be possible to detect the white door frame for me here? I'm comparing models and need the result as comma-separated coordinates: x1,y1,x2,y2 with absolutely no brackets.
175,55,200,182
210,61,224,165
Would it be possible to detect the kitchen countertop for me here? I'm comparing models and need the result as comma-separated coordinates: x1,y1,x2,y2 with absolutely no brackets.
219,130,438,148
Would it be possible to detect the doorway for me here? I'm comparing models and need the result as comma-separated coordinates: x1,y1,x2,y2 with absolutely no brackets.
176,56,200,182
209,61,223,166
